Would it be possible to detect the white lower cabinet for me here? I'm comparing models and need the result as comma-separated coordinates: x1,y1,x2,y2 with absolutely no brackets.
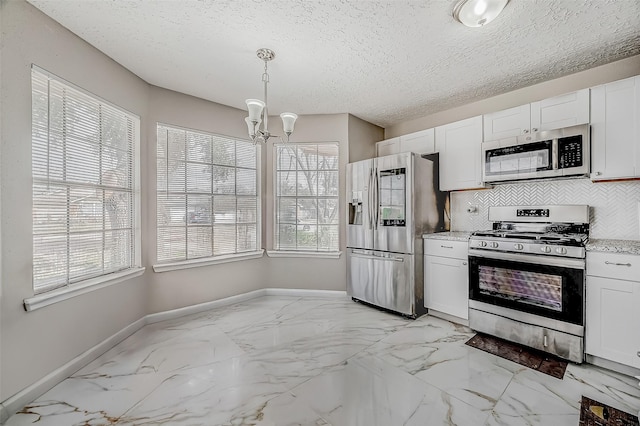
424,239,469,320
585,252,640,369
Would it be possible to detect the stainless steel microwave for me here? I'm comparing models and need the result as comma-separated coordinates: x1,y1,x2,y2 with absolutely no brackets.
482,124,590,183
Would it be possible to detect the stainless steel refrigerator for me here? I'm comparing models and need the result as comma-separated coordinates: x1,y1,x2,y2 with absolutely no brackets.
346,152,449,318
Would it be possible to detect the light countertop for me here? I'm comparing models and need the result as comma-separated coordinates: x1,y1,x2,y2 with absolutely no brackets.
422,231,471,242
586,239,640,256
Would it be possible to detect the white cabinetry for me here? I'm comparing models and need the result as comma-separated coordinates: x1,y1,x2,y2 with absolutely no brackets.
375,128,436,157
590,75,640,181
399,128,435,154
435,115,484,191
424,239,469,321
376,137,400,157
483,89,590,142
585,252,640,369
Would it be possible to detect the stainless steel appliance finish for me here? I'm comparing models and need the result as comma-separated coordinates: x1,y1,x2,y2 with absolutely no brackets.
347,152,449,318
468,204,589,363
482,124,590,183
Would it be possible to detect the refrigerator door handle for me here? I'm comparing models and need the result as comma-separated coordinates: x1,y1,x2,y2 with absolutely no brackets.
350,252,404,262
368,167,374,230
373,168,379,229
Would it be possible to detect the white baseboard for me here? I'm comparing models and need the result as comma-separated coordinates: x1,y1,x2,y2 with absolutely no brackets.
0,404,8,424
1,288,348,422
585,354,640,378
1,316,146,422
145,289,267,324
427,309,470,327
264,288,348,298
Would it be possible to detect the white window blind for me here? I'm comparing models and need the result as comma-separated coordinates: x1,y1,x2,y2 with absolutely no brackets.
275,142,339,251
31,67,139,294
156,124,259,263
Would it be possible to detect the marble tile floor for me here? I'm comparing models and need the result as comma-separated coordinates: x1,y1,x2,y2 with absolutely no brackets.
5,295,640,425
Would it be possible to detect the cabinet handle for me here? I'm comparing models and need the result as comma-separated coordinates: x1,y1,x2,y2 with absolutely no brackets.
595,171,602,176
532,128,538,132
462,261,467,265
604,261,632,267
637,351,640,358
440,245,453,249
523,129,529,134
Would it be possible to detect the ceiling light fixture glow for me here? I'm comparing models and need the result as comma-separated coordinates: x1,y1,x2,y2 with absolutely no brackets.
453,0,509,27
244,48,297,144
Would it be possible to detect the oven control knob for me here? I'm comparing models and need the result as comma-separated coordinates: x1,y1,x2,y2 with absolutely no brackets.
514,243,524,250
479,241,487,247
555,247,567,254
490,242,499,248
541,246,552,253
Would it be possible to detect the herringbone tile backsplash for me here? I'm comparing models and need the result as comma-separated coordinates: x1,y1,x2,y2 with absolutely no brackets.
451,179,640,240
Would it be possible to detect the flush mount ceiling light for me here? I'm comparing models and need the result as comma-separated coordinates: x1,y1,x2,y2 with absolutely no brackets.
453,0,509,27
244,48,298,144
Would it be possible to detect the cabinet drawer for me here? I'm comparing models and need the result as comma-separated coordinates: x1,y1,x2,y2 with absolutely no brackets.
424,239,468,259
586,252,640,282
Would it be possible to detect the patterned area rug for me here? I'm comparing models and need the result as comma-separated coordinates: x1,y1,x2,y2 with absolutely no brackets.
465,333,568,379
579,396,639,425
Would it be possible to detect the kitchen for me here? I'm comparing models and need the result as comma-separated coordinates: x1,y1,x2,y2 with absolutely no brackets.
1,0,640,424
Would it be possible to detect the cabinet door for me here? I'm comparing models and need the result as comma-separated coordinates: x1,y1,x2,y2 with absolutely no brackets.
436,115,484,191
424,255,469,320
376,138,400,157
530,88,590,132
590,76,640,180
585,276,640,368
483,104,530,142
400,128,435,154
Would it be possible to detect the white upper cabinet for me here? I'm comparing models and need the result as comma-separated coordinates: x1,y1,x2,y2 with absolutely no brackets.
531,89,590,132
436,115,484,191
483,89,590,142
590,75,640,181
375,137,400,157
399,128,435,155
483,104,531,142
376,128,436,157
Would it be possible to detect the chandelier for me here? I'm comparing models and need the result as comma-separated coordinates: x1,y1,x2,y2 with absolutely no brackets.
244,48,298,144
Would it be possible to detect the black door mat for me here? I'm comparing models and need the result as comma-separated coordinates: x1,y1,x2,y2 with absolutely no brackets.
579,396,639,425
465,333,568,379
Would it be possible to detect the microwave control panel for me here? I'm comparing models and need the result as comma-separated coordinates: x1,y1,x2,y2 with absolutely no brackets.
558,135,583,169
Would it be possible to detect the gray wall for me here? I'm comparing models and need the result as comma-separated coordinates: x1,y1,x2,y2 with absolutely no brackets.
264,114,351,290
0,1,384,403
145,86,267,313
348,114,383,162
0,0,150,400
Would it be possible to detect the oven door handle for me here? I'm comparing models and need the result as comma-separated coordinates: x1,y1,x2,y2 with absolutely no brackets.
468,249,585,270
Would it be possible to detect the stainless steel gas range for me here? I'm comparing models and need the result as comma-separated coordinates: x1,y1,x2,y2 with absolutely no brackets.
468,205,589,363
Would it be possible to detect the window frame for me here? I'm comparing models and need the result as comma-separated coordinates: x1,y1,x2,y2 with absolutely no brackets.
271,141,341,254
25,65,143,310
153,123,262,271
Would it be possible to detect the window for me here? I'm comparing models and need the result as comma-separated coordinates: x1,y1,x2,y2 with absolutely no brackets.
31,67,140,294
156,124,259,263
274,143,339,251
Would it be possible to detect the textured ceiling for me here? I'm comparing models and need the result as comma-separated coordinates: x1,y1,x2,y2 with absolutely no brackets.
27,0,640,128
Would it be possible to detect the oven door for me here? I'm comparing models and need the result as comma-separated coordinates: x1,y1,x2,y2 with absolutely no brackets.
468,249,584,326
